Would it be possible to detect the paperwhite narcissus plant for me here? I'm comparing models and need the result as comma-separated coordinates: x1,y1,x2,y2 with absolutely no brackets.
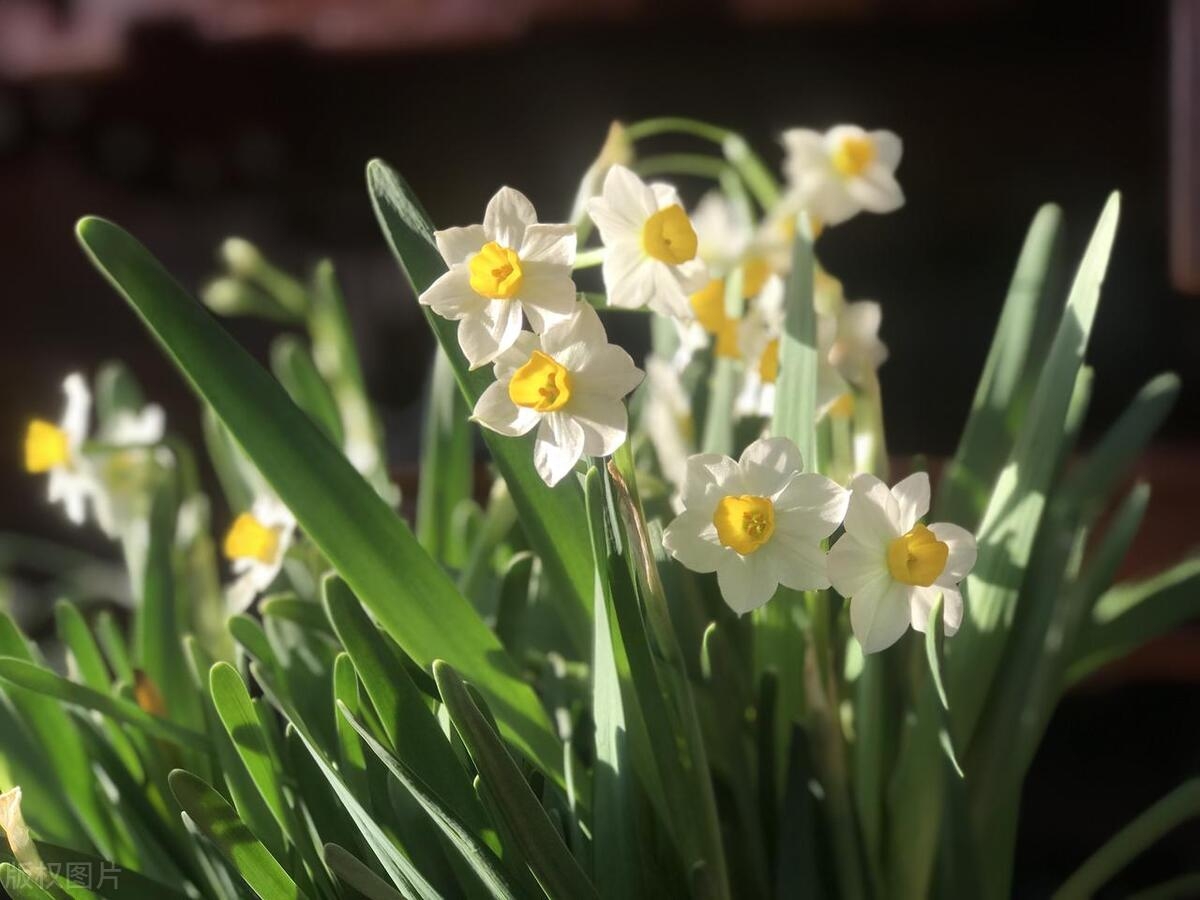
223,495,297,613
421,187,578,369
663,437,849,614
23,373,96,526
587,165,709,319
781,125,904,227
827,472,977,653
472,302,644,486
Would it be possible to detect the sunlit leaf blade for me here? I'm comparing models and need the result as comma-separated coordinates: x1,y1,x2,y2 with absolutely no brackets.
584,468,640,900
366,158,592,655
0,657,207,749
324,843,410,900
167,769,307,900
937,204,1064,527
0,864,53,900
947,193,1120,748
417,347,474,567
76,215,562,785
771,214,818,468
340,704,528,900
433,661,599,900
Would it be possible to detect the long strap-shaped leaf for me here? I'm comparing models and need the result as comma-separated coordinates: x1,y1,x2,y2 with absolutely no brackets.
340,703,530,900
76,216,562,786
168,769,307,900
366,159,593,655
433,662,599,900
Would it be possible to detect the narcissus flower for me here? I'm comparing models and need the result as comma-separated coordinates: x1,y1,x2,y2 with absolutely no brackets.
587,165,708,319
781,125,904,227
421,187,578,369
223,496,296,613
23,373,95,526
663,437,849,614
827,472,977,653
472,302,644,486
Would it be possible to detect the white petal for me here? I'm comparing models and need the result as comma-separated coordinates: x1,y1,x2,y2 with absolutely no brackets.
716,552,780,615
847,166,904,215
851,577,912,653
762,532,831,591
533,413,585,486
518,263,578,331
61,372,91,447
663,509,727,574
891,471,930,532
648,261,694,320
519,223,576,266
826,533,888,599
870,130,903,170
603,165,657,224
568,393,628,457
420,268,486,320
774,475,849,539
457,300,524,369
484,187,538,248
909,585,964,637
929,522,978,585
738,436,805,495
541,302,608,358
472,380,539,437
809,181,860,227
435,225,486,265
573,344,644,399
602,243,654,310
843,473,901,545
492,331,542,380
681,453,742,515
650,182,681,209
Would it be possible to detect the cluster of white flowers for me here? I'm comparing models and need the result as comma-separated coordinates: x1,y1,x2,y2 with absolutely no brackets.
664,438,976,653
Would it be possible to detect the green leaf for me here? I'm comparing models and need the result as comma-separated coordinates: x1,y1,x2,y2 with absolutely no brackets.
433,661,598,900
323,576,491,837
417,347,474,567
925,595,950,713
0,657,208,749
937,204,1065,526
76,215,562,786
947,193,1120,749
259,595,334,636
167,769,307,900
287,723,442,899
340,704,527,900
366,159,592,655
1070,556,1200,682
208,663,291,838
323,843,409,900
771,214,817,468
271,333,345,447
1053,779,1200,900
584,468,640,900
0,864,53,900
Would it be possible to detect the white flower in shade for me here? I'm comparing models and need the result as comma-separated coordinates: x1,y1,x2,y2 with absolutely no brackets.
827,472,977,654
472,302,644,486
91,400,168,539
663,437,849,614
223,495,296,614
421,187,578,369
641,356,694,499
23,373,96,526
587,165,708,319
781,125,904,227
691,190,754,274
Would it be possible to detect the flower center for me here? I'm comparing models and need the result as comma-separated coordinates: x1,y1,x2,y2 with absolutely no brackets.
828,392,855,419
742,256,771,298
224,513,282,565
642,204,698,264
758,339,780,384
24,419,70,473
713,494,776,555
689,280,740,359
468,241,525,299
831,135,876,178
886,523,948,587
508,350,573,412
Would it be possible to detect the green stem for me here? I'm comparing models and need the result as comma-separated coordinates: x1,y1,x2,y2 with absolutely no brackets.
624,116,731,144
573,247,605,269
633,154,729,181
1053,780,1200,900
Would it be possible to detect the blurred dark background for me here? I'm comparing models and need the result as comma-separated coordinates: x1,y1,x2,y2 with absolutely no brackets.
1,0,1197,895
